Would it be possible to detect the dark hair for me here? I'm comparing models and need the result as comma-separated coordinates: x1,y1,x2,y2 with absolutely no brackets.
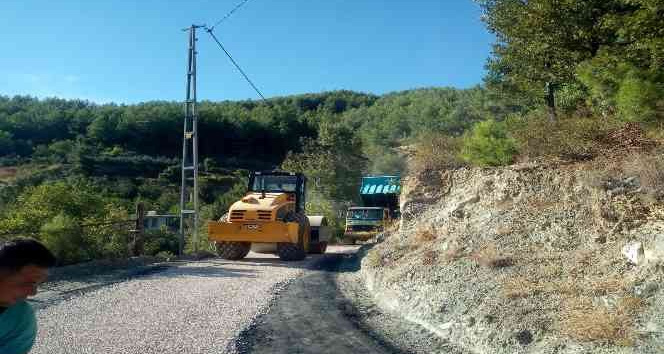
0,238,57,271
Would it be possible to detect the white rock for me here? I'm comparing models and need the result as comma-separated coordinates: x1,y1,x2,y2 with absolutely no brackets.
622,241,645,265
645,236,664,265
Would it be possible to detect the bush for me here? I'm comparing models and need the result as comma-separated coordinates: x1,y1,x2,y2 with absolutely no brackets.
144,229,179,256
40,213,88,264
411,133,464,173
506,112,621,160
368,152,406,175
461,120,517,166
155,250,176,261
616,74,662,122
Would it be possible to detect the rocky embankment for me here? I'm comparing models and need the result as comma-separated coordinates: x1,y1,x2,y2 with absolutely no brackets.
361,152,664,354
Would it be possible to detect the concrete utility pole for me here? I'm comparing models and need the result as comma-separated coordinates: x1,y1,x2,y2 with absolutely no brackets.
179,25,204,255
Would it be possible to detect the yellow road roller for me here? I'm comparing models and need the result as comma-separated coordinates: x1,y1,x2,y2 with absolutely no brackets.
208,171,329,261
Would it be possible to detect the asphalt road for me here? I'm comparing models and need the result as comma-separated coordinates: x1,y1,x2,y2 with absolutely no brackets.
30,245,451,354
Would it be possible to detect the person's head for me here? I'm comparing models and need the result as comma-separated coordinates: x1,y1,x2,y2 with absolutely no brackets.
0,238,56,306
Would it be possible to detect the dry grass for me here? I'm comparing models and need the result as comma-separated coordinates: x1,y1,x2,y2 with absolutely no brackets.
495,225,513,236
0,167,17,180
507,113,621,161
622,153,664,200
542,280,580,296
384,219,400,233
616,296,646,315
524,196,558,211
443,243,465,262
411,133,465,174
559,294,646,346
471,243,514,268
502,277,540,299
364,249,383,268
413,226,438,244
574,249,595,267
560,307,635,346
538,263,564,278
554,280,647,346
588,276,630,296
422,250,438,266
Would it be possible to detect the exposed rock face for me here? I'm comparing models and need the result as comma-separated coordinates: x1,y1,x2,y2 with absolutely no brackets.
362,158,664,354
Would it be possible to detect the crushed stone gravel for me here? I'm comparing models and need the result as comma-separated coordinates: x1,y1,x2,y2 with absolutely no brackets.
31,254,309,354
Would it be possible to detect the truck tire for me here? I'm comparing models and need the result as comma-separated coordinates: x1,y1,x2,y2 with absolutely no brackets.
277,212,309,261
342,236,356,245
308,241,327,254
215,241,251,260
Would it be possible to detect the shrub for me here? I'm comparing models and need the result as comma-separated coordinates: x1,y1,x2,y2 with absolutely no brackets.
616,73,662,122
411,132,464,172
461,120,517,167
40,213,89,264
506,113,621,160
144,229,179,256
559,296,640,346
368,152,407,175
155,250,176,261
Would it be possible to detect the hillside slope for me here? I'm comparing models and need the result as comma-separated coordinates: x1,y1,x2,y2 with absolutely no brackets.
361,149,664,353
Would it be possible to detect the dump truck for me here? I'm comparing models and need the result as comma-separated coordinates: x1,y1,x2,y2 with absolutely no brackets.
208,171,330,261
343,175,400,243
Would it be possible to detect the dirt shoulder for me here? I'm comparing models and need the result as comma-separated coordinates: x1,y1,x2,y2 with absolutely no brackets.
361,154,664,354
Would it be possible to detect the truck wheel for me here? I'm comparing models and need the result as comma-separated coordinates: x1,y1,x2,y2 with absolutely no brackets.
309,241,328,254
342,237,356,245
277,212,308,261
215,241,251,260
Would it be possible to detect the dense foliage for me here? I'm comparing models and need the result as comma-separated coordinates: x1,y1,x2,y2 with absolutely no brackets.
1,0,662,261
477,0,664,121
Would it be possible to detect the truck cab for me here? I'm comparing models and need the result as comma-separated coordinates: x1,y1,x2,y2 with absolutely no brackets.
344,207,391,243
343,175,400,244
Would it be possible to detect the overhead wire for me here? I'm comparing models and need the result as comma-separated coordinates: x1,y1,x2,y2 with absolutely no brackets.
200,0,267,102
208,0,253,32
204,28,267,101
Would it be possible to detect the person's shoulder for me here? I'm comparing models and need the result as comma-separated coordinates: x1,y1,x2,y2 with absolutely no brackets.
5,301,36,325
0,301,37,354
10,301,34,315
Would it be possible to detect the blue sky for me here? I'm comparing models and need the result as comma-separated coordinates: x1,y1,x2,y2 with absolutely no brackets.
0,0,494,104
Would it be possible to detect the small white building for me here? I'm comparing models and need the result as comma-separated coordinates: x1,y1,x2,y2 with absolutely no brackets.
143,211,179,232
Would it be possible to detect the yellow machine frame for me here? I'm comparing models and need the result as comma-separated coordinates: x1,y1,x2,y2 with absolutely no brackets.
208,221,300,243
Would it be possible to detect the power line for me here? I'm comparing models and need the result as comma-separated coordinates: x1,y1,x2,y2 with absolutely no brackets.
205,28,267,101
208,0,253,32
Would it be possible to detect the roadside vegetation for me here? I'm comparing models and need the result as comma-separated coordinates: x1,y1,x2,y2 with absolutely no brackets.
363,1,664,351
1,0,662,268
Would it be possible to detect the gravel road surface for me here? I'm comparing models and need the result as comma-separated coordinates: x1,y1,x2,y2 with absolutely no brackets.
31,249,329,354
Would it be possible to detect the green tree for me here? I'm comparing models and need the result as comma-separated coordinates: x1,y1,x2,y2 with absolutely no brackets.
282,122,366,203
461,120,517,166
477,0,628,120
0,130,14,156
